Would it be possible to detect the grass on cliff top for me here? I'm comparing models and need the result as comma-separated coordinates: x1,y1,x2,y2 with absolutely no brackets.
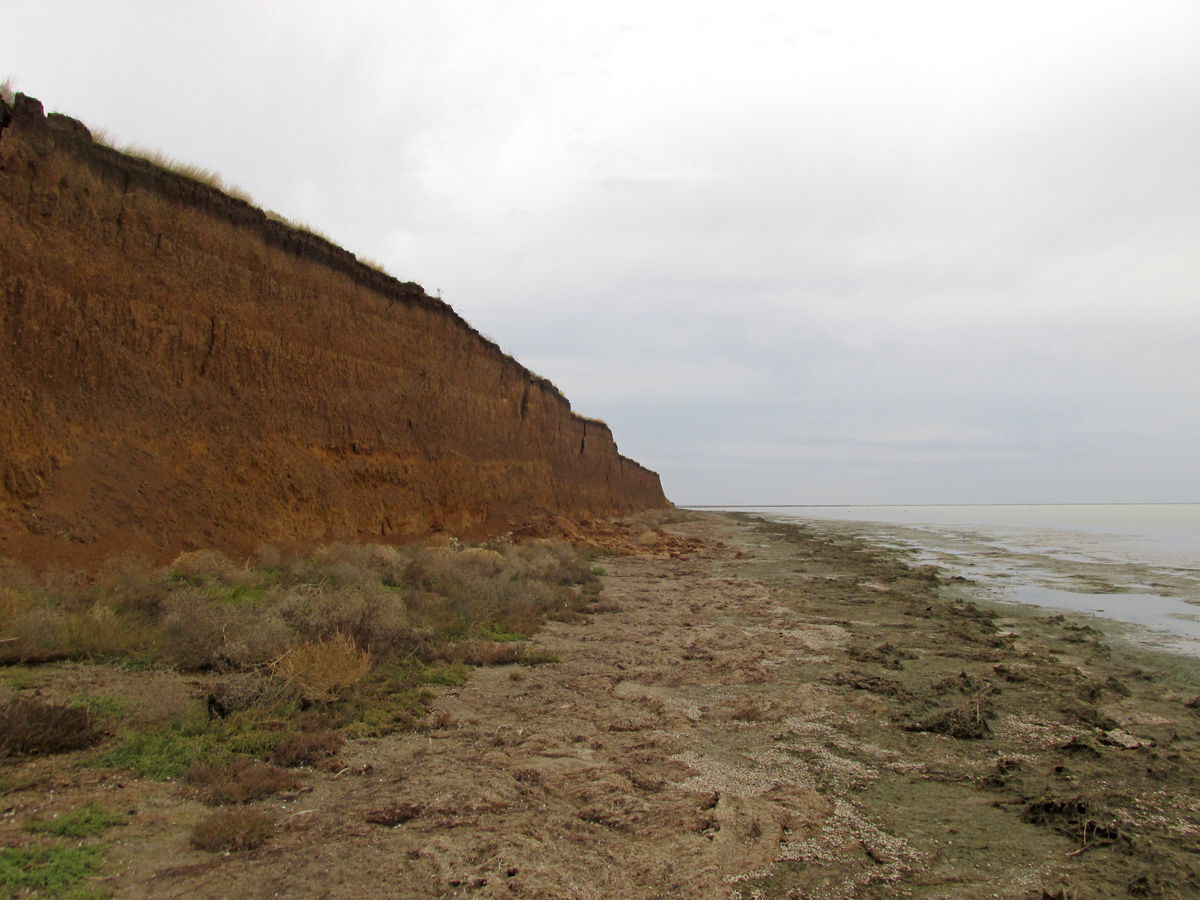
97,137,391,272
109,142,256,205
87,132,354,255
355,254,393,276
81,123,334,248
0,536,601,781
263,209,337,243
6,81,409,295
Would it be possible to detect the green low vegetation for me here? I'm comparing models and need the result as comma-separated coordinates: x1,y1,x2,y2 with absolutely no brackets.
0,844,106,899
2,538,597,671
24,803,127,838
1,537,601,786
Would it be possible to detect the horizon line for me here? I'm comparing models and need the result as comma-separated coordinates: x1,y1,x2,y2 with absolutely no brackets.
677,501,1200,509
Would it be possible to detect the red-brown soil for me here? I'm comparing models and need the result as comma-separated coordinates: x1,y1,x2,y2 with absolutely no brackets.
0,93,666,572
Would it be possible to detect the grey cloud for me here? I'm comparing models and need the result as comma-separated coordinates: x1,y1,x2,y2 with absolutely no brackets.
4,1,1198,505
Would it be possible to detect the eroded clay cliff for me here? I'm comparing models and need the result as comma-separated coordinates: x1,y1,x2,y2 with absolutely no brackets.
0,93,667,570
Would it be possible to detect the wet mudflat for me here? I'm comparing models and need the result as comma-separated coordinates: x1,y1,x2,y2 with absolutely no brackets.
4,511,1199,898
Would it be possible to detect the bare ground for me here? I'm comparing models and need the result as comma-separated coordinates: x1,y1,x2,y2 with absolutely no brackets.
4,512,1200,899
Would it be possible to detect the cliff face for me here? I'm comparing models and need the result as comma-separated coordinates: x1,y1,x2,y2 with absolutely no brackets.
0,93,667,570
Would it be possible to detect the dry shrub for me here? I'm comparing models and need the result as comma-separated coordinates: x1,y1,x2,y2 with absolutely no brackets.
906,692,993,740
406,546,484,591
160,590,291,671
626,508,692,529
437,639,527,666
171,550,238,581
213,610,294,670
0,698,99,756
708,697,771,723
189,807,274,852
2,560,163,664
185,758,301,805
3,605,69,663
205,673,296,719
1022,796,1122,847
305,538,600,651
253,544,282,569
5,598,156,663
93,555,173,616
313,543,408,587
68,602,159,657
0,582,31,630
407,547,562,635
501,539,590,586
2,534,594,677
365,801,423,826
271,729,343,768
272,632,370,701
454,547,507,576
160,589,225,670
279,584,410,658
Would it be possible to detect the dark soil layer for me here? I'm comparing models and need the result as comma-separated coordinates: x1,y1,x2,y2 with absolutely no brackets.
2,512,1198,899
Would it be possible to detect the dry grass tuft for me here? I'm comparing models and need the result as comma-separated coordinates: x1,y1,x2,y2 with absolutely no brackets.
272,632,371,701
356,254,392,275
278,582,411,659
160,589,227,670
119,144,255,204
441,639,528,666
906,691,994,740
271,729,344,768
189,807,275,852
0,77,14,107
171,550,238,581
0,698,99,756
436,639,557,667
365,801,423,827
205,673,296,719
185,758,301,805
264,210,336,243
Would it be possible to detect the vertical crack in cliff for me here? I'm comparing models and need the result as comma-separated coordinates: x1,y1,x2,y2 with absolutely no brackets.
198,316,218,376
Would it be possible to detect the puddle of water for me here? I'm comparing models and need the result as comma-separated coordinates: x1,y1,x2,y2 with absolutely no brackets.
1004,585,1200,642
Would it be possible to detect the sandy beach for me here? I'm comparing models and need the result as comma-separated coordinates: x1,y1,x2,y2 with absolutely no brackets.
3,511,1199,899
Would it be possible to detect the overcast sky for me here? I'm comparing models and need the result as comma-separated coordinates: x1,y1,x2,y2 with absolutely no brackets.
4,1,1199,505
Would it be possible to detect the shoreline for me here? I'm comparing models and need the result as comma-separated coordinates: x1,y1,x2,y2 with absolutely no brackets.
2,510,1198,898
751,508,1200,655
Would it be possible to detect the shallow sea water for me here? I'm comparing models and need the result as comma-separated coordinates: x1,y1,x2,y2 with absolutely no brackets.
722,504,1200,656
